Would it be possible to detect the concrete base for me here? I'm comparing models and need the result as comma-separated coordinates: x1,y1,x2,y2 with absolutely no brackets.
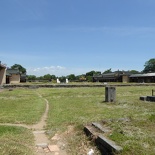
147,96,155,102
139,96,147,101
140,96,155,102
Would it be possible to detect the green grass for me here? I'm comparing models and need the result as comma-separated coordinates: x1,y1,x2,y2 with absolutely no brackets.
37,86,155,154
0,125,34,155
1,86,155,154
0,88,46,124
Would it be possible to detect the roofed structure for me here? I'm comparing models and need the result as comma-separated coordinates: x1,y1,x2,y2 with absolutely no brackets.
130,73,155,83
6,69,21,84
93,71,131,83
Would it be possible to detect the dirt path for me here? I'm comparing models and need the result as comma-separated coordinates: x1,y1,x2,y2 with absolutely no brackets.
0,93,67,155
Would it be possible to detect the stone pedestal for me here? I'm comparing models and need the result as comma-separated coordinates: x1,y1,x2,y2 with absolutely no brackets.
105,86,116,102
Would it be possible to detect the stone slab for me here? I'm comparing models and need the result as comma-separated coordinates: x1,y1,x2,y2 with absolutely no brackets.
84,125,122,154
48,145,60,152
97,135,123,153
92,122,110,133
36,143,48,148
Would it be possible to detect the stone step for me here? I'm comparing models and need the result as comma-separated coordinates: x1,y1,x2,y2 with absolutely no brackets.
92,122,110,133
84,125,100,137
84,123,122,155
96,135,122,154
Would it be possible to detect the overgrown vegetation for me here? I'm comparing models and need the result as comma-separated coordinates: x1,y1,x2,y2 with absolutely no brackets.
0,86,155,154
0,88,46,124
37,86,155,154
0,125,34,155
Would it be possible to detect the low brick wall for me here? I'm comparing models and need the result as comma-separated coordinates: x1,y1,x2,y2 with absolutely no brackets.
3,83,155,88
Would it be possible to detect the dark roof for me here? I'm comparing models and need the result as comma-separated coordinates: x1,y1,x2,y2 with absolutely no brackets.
93,71,131,79
6,69,20,76
130,73,155,78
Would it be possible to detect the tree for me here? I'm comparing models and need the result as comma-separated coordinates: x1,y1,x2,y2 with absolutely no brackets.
86,71,96,76
11,64,26,73
37,76,44,80
67,74,76,81
143,58,155,73
129,70,140,74
103,68,112,74
59,76,66,82
43,74,52,80
76,74,86,82
51,75,56,80
27,75,36,81
86,76,93,82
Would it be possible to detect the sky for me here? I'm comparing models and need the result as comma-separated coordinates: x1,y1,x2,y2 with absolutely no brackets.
0,0,155,76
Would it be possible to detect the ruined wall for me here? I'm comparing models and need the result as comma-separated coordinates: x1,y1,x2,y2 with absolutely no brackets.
122,75,129,83
9,74,20,84
0,68,6,85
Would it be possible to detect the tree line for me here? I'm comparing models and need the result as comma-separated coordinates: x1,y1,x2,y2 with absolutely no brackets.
9,58,155,82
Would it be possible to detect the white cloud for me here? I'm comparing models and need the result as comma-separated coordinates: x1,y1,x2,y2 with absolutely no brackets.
27,65,114,77
27,65,66,76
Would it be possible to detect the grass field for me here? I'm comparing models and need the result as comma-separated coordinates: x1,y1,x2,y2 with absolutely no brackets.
37,86,155,155
0,125,34,155
0,88,45,155
0,86,155,154
0,88,46,124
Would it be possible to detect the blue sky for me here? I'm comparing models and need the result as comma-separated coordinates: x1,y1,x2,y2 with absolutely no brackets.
0,0,155,76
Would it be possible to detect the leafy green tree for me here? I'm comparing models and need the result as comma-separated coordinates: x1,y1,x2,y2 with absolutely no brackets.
11,64,26,73
85,71,101,82
143,58,155,73
129,70,140,74
86,76,93,82
51,75,56,80
37,76,44,80
43,74,52,80
59,76,66,82
27,75,36,81
67,74,76,81
94,71,101,75
75,74,86,82
86,71,96,76
103,68,112,74
79,75,86,81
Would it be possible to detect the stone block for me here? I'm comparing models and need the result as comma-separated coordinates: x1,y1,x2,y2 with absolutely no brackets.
146,96,155,102
105,86,116,102
139,96,147,101
96,135,122,154
48,145,60,152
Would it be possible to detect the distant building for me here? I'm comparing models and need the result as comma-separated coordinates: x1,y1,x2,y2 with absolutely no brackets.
130,73,155,83
6,69,21,84
20,73,27,82
93,71,131,83
93,71,155,83
0,62,6,85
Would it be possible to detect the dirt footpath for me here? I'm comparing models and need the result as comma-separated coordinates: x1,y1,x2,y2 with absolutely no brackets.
0,92,67,155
